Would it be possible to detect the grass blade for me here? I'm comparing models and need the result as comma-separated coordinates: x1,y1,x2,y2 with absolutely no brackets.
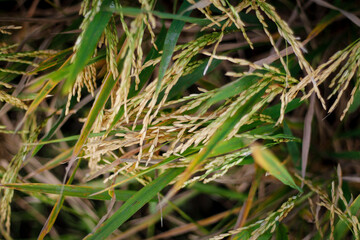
167,58,222,100
38,158,81,240
204,74,259,108
275,223,289,240
63,0,113,93
283,121,300,168
326,151,360,159
333,194,360,239
85,168,184,240
31,106,67,156
107,6,208,25
251,144,302,192
25,66,69,116
155,1,192,94
190,182,247,201
0,183,140,202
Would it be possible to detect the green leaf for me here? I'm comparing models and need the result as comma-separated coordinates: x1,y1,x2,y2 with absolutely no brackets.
263,98,303,120
283,121,300,168
208,137,246,157
333,194,360,239
63,0,113,93
84,168,184,240
275,223,289,240
24,52,105,121
32,105,67,156
0,183,141,202
28,48,73,75
25,66,70,116
251,144,302,192
156,1,192,95
348,86,360,113
326,151,360,159
190,182,247,201
106,6,209,25
167,58,222,100
204,74,259,108
38,158,82,240
336,128,360,139
258,232,273,240
233,231,251,240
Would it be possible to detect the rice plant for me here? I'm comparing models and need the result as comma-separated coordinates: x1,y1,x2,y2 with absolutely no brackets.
0,0,360,239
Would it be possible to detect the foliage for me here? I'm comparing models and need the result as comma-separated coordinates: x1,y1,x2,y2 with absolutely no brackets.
0,0,360,239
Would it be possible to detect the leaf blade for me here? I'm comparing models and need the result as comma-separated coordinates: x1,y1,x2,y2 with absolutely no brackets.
251,144,302,192
85,168,184,240
63,0,113,93
1,183,138,202
156,1,192,94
